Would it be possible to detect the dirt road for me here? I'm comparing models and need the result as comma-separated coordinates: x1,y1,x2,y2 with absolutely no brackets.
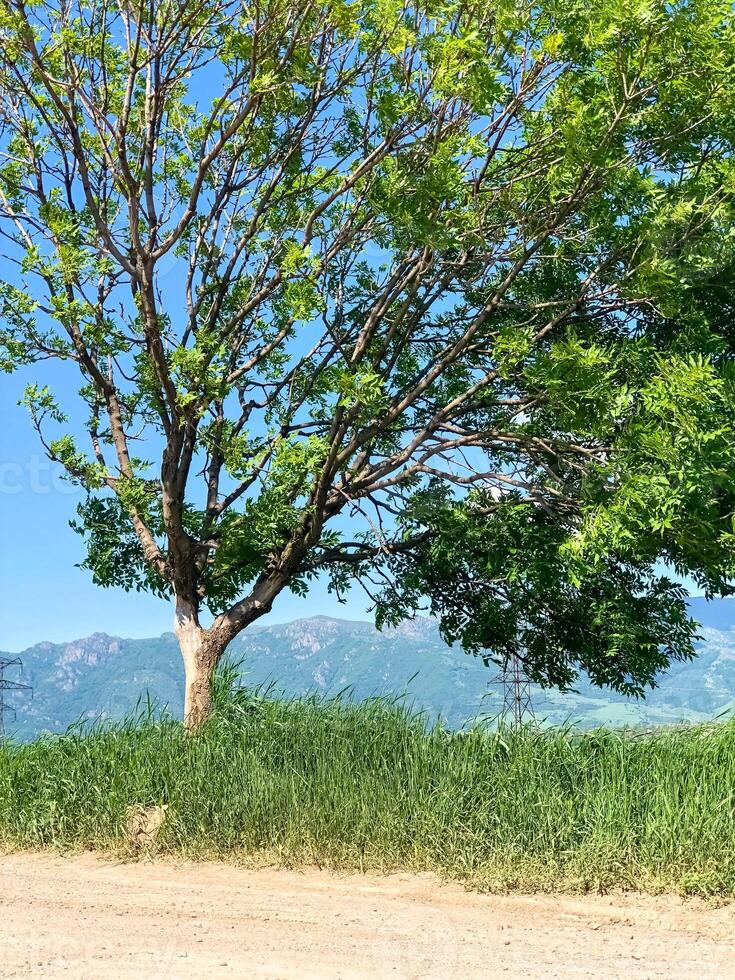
1,853,734,978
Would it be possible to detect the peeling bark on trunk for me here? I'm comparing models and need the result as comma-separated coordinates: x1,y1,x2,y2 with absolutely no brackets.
174,598,222,733
173,575,288,733
182,648,216,733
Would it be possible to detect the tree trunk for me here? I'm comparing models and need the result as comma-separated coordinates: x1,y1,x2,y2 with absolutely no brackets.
173,575,287,732
174,598,221,733
183,648,215,733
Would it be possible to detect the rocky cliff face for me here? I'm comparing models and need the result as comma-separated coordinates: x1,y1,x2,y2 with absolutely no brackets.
4,599,735,741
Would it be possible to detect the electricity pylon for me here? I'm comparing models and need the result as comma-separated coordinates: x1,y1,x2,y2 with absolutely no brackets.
492,652,534,726
0,657,32,737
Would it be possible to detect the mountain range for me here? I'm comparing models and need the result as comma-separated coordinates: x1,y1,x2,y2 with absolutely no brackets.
3,596,735,741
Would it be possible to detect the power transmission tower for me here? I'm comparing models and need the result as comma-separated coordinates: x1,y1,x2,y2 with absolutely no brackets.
492,652,534,726
0,657,32,738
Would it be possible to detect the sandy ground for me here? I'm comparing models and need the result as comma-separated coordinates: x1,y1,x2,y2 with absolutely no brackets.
1,853,734,979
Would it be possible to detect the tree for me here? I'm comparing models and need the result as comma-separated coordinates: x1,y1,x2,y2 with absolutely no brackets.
1,0,734,729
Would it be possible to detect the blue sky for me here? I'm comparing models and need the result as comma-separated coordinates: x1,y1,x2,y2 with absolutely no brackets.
0,369,371,653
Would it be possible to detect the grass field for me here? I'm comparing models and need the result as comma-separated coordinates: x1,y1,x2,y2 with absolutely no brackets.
1,669,734,896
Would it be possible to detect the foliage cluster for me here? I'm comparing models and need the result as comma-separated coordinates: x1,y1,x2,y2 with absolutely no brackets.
1,0,735,705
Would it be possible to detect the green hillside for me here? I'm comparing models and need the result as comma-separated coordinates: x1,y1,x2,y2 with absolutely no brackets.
4,597,735,741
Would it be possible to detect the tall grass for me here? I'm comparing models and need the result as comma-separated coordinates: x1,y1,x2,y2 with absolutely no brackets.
1,669,734,895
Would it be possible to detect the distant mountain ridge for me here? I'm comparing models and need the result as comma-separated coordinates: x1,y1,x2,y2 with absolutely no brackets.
4,597,735,741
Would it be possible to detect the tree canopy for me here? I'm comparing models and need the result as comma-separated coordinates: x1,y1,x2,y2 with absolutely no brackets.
1,0,734,724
